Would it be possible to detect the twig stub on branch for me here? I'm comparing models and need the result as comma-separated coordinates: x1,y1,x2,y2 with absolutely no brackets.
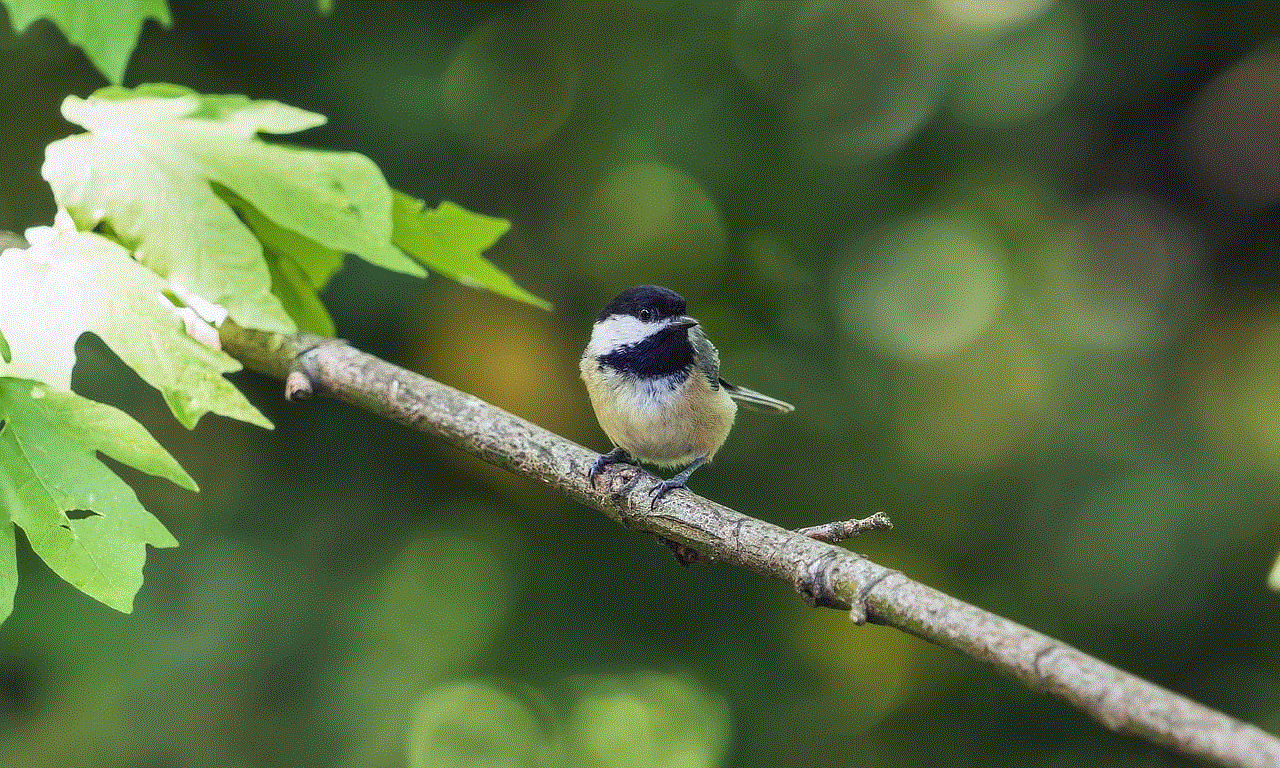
796,512,894,543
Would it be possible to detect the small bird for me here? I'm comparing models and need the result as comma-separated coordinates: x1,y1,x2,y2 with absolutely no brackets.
580,285,793,504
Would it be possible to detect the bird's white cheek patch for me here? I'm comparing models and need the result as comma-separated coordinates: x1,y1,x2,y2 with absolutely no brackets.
585,315,657,358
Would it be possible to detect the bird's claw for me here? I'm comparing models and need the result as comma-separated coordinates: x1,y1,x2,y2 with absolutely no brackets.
588,456,609,483
649,477,687,508
646,454,706,509
589,448,633,484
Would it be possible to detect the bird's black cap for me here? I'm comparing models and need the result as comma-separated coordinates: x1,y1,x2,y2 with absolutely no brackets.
597,285,687,323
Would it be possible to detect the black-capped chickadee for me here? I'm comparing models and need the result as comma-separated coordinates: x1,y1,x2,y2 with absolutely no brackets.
581,285,793,504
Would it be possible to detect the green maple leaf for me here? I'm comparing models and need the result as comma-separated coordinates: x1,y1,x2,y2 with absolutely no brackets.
43,84,548,333
43,83,425,334
393,191,551,311
0,378,192,620
2,0,171,84
216,187,344,337
221,188,554,335
0,221,269,429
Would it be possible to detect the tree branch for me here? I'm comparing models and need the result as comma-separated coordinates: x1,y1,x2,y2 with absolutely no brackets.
215,320,1277,768
796,512,893,542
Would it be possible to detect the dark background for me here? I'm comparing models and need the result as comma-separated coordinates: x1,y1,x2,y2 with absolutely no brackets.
1,2,1278,766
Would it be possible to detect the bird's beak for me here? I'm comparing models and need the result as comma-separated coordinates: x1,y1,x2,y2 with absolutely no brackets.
673,316,699,329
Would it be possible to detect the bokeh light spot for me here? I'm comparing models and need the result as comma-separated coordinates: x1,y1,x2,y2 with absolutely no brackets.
1190,307,1280,480
949,3,1084,127
1036,194,1200,351
932,0,1055,32
894,318,1049,469
1050,467,1213,627
566,673,731,768
578,161,726,295
352,528,514,683
1182,44,1280,206
407,682,548,768
839,213,1009,360
442,14,578,154
733,0,943,164
792,581,954,730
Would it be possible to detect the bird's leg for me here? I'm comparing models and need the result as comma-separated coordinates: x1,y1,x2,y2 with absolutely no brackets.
589,446,637,483
650,454,708,507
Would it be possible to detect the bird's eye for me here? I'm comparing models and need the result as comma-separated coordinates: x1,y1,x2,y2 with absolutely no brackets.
639,309,652,322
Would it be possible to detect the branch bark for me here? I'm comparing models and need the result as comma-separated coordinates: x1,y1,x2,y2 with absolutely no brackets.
217,320,1278,768
796,512,893,542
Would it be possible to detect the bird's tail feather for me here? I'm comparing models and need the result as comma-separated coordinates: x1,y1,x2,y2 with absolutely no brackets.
721,380,794,413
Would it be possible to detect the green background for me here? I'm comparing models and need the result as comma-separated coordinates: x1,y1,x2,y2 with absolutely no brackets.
2,1,1279,766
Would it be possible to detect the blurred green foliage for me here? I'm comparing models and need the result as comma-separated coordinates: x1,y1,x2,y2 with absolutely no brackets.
1,1,1279,767
0,0,170,84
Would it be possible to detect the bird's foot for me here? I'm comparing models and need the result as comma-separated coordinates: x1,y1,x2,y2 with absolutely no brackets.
647,455,708,509
648,476,688,508
589,447,635,484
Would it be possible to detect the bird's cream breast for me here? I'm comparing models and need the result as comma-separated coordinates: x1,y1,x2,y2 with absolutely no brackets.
581,357,736,468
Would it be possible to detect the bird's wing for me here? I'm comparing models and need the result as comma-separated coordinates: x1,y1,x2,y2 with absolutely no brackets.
688,325,721,390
